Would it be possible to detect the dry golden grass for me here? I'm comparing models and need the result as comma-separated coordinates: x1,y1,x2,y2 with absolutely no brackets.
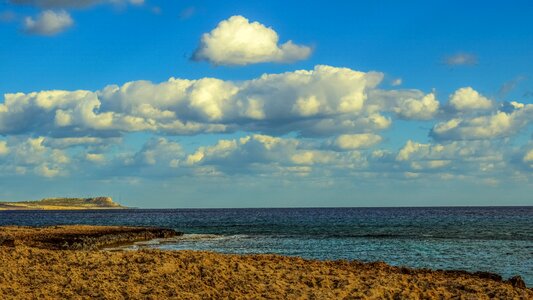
0,226,531,299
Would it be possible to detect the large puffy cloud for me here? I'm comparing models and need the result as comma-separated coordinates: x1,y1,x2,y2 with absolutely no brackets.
448,87,492,112
430,87,531,141
127,137,183,167
389,139,509,181
393,93,439,120
184,134,368,176
1,90,117,135
23,10,73,36
367,89,439,120
1,65,438,138
192,15,311,66
431,102,533,140
0,88,227,136
0,137,71,177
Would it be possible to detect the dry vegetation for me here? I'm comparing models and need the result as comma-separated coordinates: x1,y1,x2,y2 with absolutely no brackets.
0,226,531,299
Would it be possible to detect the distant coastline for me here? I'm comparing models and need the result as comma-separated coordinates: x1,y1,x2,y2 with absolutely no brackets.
0,197,128,211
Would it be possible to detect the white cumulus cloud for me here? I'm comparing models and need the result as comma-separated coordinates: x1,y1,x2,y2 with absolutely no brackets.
333,134,382,151
23,10,73,36
0,137,71,177
192,15,312,66
184,134,367,176
393,93,439,120
0,141,9,156
448,87,492,112
392,139,506,176
444,53,477,66
521,148,533,169
1,65,409,138
431,104,533,140
369,90,440,120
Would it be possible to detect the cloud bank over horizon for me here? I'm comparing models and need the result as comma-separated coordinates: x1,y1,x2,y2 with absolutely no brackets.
0,65,531,193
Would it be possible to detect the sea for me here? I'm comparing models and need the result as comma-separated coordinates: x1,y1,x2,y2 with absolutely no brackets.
1,206,532,286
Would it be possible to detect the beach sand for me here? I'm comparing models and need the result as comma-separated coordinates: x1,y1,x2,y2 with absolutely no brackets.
0,226,531,299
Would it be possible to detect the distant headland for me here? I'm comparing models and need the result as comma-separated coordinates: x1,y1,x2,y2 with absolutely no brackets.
0,197,127,210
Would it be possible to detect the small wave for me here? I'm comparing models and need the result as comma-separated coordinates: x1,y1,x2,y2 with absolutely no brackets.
132,234,249,247
103,233,251,251
170,233,249,242
171,234,224,241
134,239,163,246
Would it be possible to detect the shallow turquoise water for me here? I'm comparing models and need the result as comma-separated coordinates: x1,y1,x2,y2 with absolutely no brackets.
1,207,531,285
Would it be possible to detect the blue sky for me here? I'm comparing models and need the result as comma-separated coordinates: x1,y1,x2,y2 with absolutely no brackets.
0,0,532,207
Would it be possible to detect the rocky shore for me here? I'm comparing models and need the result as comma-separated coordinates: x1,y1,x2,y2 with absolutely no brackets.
0,226,531,299
0,225,178,250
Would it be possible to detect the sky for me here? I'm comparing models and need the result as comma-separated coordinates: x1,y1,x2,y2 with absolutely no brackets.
0,0,532,208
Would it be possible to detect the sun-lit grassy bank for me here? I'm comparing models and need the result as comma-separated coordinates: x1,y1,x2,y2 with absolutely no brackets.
0,226,530,299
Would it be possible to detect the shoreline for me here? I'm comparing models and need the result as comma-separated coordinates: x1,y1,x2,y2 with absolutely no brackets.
1,225,531,298
0,225,179,250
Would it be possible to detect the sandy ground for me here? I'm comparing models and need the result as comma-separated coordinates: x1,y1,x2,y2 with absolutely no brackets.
0,226,531,299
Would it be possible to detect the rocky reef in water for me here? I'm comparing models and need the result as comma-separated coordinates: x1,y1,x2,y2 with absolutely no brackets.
0,225,180,250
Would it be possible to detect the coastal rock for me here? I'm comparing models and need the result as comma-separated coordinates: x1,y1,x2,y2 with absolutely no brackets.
0,237,15,247
0,225,181,250
507,275,526,289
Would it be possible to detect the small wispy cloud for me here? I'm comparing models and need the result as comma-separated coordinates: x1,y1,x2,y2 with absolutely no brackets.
23,10,73,36
391,78,402,86
151,6,162,15
0,10,17,23
498,76,526,99
10,0,143,9
179,6,195,20
444,52,478,66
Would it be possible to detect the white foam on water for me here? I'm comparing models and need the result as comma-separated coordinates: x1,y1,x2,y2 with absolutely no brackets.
102,233,250,251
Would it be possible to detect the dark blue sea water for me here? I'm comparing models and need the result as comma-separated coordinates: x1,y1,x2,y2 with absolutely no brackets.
1,207,532,286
